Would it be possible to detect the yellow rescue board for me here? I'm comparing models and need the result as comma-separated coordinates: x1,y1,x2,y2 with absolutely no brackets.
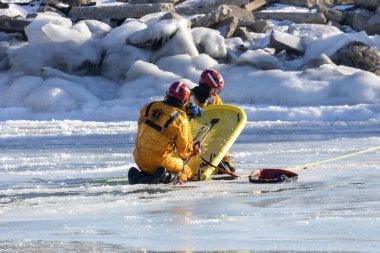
188,104,247,181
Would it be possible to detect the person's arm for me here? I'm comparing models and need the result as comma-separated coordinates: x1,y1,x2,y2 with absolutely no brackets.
137,103,148,126
175,117,193,159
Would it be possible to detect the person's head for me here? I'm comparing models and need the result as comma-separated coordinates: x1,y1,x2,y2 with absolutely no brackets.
165,81,191,107
199,69,224,96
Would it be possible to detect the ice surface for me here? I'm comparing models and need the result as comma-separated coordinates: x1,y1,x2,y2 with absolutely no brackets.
1,121,380,251
1,3,380,250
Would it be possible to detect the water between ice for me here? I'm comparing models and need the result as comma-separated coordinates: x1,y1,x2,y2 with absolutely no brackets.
0,121,380,252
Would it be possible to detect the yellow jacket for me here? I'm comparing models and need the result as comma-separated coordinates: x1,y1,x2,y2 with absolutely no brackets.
190,92,223,108
133,101,193,181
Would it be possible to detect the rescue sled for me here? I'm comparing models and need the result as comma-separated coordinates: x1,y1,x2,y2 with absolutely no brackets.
188,104,246,181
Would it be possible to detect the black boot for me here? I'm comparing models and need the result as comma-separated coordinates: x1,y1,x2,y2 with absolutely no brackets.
128,167,143,185
130,167,179,185
223,161,236,172
153,167,179,184
217,160,237,174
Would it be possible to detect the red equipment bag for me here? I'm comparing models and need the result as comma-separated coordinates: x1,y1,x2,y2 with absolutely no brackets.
248,168,298,184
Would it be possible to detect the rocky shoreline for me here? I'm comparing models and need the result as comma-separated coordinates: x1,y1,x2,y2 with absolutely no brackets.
1,0,379,76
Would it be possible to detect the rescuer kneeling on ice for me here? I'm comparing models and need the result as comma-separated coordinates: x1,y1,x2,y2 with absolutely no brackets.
129,81,203,185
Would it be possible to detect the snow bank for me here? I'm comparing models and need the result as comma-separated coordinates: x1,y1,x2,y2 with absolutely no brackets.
1,10,380,122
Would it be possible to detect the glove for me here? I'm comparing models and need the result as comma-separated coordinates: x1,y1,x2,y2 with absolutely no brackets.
185,104,203,119
178,165,193,182
191,141,201,157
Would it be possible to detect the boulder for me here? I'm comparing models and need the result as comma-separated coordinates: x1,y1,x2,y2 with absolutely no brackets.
366,14,380,35
331,41,380,72
354,0,380,9
175,0,249,15
277,0,335,8
233,27,254,41
69,3,175,20
65,0,95,6
42,0,70,10
0,0,33,3
130,0,179,3
36,5,67,17
236,49,282,70
269,29,305,54
215,17,239,38
227,5,254,20
244,0,270,12
190,4,232,28
0,41,10,70
351,9,374,31
302,53,336,70
319,5,346,23
239,19,272,33
0,16,30,38
253,11,327,24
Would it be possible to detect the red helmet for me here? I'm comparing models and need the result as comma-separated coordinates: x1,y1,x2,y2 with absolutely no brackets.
199,69,224,90
167,81,190,102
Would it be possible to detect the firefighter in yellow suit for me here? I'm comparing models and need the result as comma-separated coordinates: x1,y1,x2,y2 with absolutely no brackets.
130,81,203,184
190,69,236,172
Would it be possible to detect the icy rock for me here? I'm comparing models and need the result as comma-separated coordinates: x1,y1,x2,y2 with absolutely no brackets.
236,49,282,70
25,12,91,45
69,3,175,20
192,27,227,59
269,29,305,54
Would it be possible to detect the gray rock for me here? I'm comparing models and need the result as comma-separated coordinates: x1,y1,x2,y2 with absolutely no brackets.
243,0,269,12
227,5,254,20
302,53,336,70
351,9,374,31
216,17,239,38
354,0,380,9
0,41,10,71
69,3,175,20
175,0,249,16
233,27,254,41
130,0,179,3
319,5,346,23
366,14,380,35
236,49,282,70
239,19,272,33
65,0,95,6
101,45,149,81
332,41,380,72
190,4,232,28
253,11,327,24
0,16,30,39
269,29,305,54
277,0,335,8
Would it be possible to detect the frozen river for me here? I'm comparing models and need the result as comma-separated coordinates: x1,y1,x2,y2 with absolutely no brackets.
1,120,380,252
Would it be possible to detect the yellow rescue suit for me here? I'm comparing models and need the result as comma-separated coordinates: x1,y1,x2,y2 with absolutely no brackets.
190,92,222,107
133,101,193,181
